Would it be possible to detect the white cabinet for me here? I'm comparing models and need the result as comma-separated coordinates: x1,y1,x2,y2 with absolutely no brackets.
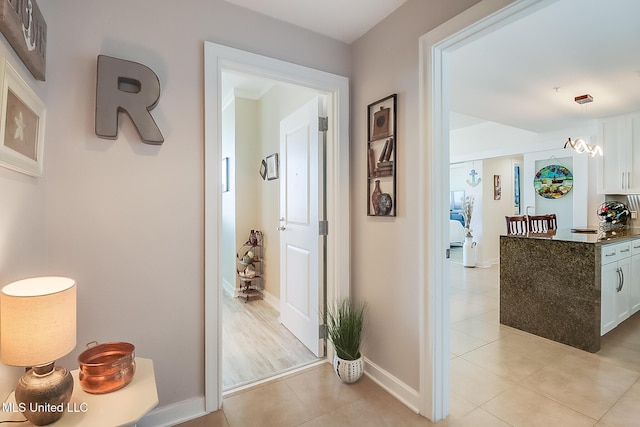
630,240,640,315
601,240,639,335
616,255,631,324
597,112,640,194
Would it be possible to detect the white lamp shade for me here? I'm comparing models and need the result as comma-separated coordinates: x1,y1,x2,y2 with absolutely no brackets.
1,277,76,367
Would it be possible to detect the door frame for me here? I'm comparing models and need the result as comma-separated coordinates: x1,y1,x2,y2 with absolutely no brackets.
204,42,350,411
418,0,557,420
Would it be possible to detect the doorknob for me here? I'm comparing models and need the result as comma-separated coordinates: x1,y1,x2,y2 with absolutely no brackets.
277,225,286,231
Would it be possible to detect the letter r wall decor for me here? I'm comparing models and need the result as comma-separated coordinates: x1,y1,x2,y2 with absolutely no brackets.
95,55,164,145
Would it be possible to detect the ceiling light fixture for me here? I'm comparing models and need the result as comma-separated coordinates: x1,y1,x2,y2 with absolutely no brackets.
564,138,603,156
574,94,593,104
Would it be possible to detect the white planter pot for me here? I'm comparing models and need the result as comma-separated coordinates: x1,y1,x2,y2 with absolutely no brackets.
333,353,364,383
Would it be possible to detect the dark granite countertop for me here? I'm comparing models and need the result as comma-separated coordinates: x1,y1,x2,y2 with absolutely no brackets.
501,227,640,245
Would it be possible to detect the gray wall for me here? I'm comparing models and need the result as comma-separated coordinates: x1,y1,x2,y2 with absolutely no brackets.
0,0,489,413
350,0,482,391
0,19,51,401
37,0,350,407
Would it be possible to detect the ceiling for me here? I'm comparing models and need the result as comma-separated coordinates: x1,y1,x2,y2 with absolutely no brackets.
223,0,640,135
223,0,408,44
450,0,640,133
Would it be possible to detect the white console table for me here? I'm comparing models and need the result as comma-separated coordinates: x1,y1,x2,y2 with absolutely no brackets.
2,358,158,427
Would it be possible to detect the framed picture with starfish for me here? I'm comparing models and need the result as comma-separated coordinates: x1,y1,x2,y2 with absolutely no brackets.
0,58,46,176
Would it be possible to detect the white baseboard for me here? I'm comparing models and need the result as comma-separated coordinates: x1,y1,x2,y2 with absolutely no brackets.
137,397,207,427
263,291,279,311
364,357,420,414
476,258,498,268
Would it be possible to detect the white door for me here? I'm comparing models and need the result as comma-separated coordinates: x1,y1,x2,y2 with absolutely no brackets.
279,97,325,357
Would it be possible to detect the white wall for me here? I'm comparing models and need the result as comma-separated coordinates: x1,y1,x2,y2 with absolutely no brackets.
234,97,260,293
450,161,484,259
452,118,600,230
451,120,538,163
351,0,482,394
0,32,51,401
523,148,589,228
38,0,351,408
481,157,521,265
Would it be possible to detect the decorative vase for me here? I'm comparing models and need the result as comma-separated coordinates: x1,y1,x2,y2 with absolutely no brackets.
333,353,364,383
378,193,392,215
371,180,382,215
462,236,477,268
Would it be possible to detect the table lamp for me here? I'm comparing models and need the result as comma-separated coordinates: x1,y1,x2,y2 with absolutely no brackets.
0,277,77,426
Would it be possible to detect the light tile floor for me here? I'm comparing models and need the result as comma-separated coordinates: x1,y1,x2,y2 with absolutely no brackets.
179,260,640,427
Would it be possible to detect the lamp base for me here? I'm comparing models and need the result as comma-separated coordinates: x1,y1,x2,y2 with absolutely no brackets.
15,362,74,426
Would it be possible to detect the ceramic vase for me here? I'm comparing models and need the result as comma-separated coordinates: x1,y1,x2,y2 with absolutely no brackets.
462,236,477,268
371,180,382,215
333,353,364,383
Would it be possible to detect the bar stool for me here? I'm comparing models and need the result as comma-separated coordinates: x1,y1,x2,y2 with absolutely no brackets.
528,214,557,233
505,215,528,235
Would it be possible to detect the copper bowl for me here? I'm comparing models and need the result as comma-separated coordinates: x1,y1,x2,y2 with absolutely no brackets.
78,342,136,394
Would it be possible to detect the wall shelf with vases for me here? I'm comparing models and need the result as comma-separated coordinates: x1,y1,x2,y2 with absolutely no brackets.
367,93,397,217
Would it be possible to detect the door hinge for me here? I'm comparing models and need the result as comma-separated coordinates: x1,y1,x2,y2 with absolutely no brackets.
319,324,326,339
319,116,328,132
446,248,451,259
319,220,328,236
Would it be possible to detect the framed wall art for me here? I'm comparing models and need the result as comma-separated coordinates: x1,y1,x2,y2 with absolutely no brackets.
367,94,397,216
266,153,279,180
534,164,573,199
0,58,46,176
259,159,267,180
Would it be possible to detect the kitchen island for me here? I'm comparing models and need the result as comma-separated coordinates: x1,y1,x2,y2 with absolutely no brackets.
500,228,640,352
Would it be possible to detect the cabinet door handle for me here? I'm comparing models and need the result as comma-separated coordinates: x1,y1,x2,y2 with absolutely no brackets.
621,248,630,253
616,267,624,292
628,171,632,189
622,172,626,189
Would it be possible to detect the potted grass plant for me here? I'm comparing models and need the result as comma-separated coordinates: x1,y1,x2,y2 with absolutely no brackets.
325,298,367,383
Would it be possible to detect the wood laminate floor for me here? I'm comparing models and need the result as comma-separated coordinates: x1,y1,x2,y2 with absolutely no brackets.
222,289,318,390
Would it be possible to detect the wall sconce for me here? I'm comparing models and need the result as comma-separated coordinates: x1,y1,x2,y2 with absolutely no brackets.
0,277,76,426
564,138,603,157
